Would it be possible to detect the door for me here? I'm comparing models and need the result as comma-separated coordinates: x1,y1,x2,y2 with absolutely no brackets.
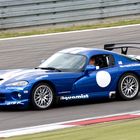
73,54,119,95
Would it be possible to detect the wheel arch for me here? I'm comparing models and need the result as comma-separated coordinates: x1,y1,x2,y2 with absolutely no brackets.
31,80,56,95
30,80,57,110
115,71,139,92
116,71,140,100
118,71,140,82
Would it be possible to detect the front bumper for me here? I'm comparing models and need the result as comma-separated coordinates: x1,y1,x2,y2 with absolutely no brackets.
0,99,29,106
0,86,30,107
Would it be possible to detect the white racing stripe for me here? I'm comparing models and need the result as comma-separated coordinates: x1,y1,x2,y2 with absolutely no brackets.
0,69,35,84
0,24,140,41
1,110,140,138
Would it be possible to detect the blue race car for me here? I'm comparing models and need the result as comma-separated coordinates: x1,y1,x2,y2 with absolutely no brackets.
0,43,140,110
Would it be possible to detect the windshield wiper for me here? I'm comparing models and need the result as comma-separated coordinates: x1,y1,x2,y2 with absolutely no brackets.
37,67,61,72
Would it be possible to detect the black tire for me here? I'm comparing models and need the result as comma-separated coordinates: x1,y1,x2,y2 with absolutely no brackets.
118,73,140,100
31,82,55,110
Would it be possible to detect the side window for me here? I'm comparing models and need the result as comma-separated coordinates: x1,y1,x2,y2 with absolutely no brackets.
89,54,115,68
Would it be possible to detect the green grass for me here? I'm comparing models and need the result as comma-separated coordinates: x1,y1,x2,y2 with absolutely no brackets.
0,19,140,39
3,119,140,140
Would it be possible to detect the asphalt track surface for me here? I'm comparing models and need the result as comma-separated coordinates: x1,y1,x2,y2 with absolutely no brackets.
0,25,140,131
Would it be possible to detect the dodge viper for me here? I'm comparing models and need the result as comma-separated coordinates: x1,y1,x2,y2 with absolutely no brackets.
0,43,140,110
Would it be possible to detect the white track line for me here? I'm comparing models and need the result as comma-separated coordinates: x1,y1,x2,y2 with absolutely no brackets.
0,124,74,138
1,110,140,138
0,24,140,41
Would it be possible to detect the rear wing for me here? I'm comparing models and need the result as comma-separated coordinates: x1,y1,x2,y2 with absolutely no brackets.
104,43,140,55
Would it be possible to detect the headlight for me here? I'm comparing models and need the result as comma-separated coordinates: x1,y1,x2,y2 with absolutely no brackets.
6,81,28,87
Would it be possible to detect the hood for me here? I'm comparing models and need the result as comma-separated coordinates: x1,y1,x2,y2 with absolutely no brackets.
0,69,49,85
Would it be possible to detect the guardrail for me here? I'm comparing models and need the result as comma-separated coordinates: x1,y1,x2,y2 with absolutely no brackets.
0,0,140,30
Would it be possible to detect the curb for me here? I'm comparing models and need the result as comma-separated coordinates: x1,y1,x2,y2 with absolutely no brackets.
1,110,140,138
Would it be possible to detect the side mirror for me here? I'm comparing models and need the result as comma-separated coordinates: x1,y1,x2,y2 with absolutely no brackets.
85,65,96,75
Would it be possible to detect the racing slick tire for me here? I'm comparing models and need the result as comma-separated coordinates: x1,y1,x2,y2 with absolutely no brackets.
31,82,55,110
118,73,140,100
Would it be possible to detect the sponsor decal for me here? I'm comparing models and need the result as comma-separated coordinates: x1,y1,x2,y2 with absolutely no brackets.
120,63,140,68
6,101,24,105
96,71,111,88
60,94,89,101
118,61,123,65
58,91,71,94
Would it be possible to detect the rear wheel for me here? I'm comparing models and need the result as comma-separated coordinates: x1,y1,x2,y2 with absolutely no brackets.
31,83,54,110
118,73,139,100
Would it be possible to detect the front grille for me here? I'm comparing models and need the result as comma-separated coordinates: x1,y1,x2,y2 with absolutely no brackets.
0,94,5,103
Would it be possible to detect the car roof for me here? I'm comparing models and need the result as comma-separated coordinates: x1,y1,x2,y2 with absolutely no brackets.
59,47,116,58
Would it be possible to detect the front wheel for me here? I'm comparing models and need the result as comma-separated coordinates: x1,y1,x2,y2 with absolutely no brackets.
118,73,140,100
31,83,54,110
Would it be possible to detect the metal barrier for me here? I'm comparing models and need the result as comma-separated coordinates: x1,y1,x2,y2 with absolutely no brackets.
0,0,140,29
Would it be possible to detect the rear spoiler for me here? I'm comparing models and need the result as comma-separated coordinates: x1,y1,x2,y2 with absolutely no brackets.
104,43,140,55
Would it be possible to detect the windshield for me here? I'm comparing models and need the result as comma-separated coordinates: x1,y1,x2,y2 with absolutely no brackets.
38,52,87,71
